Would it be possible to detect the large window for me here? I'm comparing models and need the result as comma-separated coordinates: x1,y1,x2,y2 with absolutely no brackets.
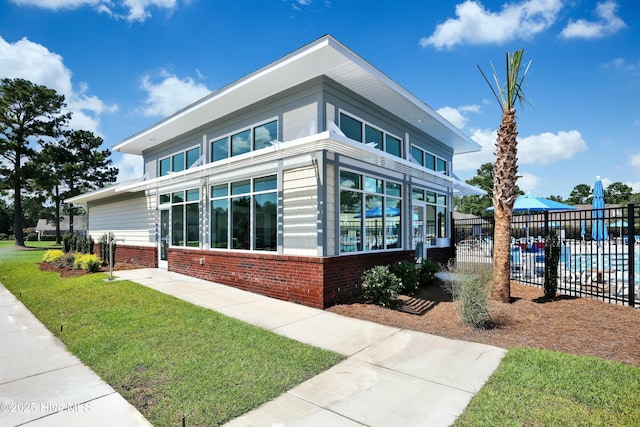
210,175,277,251
339,170,402,253
412,188,447,243
160,188,200,247
339,111,403,158
411,145,448,174
159,146,201,177
211,119,278,162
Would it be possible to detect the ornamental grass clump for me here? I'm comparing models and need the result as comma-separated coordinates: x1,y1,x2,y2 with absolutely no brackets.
360,265,402,308
443,262,493,329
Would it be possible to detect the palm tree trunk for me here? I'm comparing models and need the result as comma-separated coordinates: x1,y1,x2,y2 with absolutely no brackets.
492,109,519,303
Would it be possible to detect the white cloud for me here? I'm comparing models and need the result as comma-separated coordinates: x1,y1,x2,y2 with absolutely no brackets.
140,71,211,117
9,0,179,23
629,154,640,168
0,36,116,135
420,0,562,49
454,128,588,172
560,1,626,39
518,130,587,164
113,153,144,182
516,172,541,193
436,105,480,130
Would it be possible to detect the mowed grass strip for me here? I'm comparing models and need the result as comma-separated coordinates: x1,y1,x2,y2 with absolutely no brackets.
455,347,640,426
0,243,343,426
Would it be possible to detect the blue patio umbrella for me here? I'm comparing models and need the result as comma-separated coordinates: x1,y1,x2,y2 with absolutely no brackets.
592,177,608,241
486,194,576,241
580,220,586,240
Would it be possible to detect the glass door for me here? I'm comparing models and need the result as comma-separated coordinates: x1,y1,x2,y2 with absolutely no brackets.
159,208,169,268
412,203,426,260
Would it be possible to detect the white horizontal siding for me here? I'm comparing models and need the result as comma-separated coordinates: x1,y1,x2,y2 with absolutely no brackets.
282,166,318,256
325,164,336,256
88,194,157,247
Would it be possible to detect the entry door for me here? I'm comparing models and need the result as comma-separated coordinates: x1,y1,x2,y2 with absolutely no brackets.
159,208,169,269
412,203,426,260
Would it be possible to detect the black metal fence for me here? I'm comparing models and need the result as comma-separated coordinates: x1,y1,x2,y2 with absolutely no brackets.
453,204,639,308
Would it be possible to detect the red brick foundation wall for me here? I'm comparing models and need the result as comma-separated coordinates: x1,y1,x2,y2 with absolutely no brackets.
167,248,414,309
93,244,157,268
426,246,454,267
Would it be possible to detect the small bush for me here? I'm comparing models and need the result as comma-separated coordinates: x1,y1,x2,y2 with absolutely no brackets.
39,234,57,241
25,232,39,241
42,249,65,263
390,261,419,295
544,228,560,298
98,232,115,266
62,233,77,253
53,253,76,269
418,258,439,287
73,253,101,272
0,233,8,240
442,263,492,329
360,265,402,308
75,235,94,254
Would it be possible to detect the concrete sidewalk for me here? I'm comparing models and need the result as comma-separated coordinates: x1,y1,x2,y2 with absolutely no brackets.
0,285,151,427
114,268,507,427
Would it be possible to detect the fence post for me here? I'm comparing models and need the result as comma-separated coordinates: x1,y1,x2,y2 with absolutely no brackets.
627,203,635,307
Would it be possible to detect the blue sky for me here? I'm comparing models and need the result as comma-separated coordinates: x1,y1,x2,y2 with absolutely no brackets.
1,0,638,199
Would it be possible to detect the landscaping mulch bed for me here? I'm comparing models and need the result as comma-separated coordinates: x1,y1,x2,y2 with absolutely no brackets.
39,261,143,278
327,281,640,367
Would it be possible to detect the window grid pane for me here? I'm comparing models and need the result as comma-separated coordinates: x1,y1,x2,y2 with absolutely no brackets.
211,137,229,162
231,129,251,157
254,120,277,150
339,113,362,142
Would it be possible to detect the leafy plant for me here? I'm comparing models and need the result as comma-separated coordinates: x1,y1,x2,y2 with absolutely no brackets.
75,235,94,254
42,249,65,263
62,233,77,253
98,232,115,266
73,253,101,272
390,260,419,295
418,258,439,287
53,253,76,269
26,232,38,241
442,262,493,329
544,228,560,298
360,265,402,308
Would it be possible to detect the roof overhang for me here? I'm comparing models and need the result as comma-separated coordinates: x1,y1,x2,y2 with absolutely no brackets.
71,131,484,204
114,35,481,156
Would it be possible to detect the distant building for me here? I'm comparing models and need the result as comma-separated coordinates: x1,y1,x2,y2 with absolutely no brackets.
35,216,87,237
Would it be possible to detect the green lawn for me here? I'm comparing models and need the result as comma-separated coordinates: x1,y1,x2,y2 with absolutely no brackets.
455,347,640,426
0,241,343,426
3,241,639,426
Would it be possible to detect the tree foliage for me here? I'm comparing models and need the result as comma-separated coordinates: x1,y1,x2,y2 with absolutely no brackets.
38,130,118,242
566,184,592,205
0,78,70,246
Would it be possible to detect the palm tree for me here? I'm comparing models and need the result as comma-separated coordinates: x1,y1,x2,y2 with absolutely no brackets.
478,50,531,303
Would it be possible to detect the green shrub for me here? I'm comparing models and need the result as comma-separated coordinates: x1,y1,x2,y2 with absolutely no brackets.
98,232,115,266
26,232,38,241
390,260,419,296
42,249,65,263
75,235,94,254
544,228,560,298
39,234,57,241
360,265,402,308
418,258,439,287
62,233,77,253
53,253,76,269
442,263,492,329
0,233,8,240
73,253,101,272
